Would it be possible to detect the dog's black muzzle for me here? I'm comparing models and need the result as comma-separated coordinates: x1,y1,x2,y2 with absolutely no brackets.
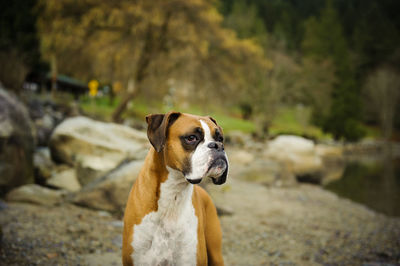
208,156,228,185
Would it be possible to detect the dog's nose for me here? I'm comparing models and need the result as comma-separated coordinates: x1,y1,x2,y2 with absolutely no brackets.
207,142,224,151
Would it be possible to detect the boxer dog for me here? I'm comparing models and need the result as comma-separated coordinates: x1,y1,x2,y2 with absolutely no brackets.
122,111,228,266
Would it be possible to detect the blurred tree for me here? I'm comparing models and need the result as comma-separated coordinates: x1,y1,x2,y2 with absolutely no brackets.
218,0,400,136
37,0,269,122
336,0,400,133
222,0,316,136
250,50,301,136
242,0,323,50
364,65,400,141
37,1,95,82
336,0,400,72
223,0,267,46
0,0,41,91
299,57,336,125
302,1,364,141
221,0,287,135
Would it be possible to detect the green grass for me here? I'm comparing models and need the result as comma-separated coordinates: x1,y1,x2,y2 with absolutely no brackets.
53,93,382,141
79,97,327,138
157,105,256,133
123,100,256,133
79,96,335,140
363,125,381,139
207,113,256,133
269,107,383,141
78,97,254,134
125,98,158,119
80,96,119,121
269,106,332,140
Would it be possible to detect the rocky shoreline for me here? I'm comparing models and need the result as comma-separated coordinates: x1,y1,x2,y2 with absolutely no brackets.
1,180,399,265
211,179,400,265
1,89,399,265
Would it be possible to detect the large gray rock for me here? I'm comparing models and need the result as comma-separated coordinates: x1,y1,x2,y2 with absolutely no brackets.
47,166,81,192
227,148,296,187
49,116,149,185
236,158,296,187
72,160,143,212
315,144,343,162
0,88,35,195
228,149,255,165
265,135,323,183
27,98,73,146
6,184,66,206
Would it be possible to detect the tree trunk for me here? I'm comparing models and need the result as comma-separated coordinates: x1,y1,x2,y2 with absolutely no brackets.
111,89,139,123
111,12,172,123
111,26,154,123
51,54,57,98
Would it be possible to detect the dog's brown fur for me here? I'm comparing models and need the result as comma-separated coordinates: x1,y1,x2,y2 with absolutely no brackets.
122,112,224,265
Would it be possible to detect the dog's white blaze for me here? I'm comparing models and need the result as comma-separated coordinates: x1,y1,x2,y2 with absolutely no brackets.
185,120,214,182
131,167,198,266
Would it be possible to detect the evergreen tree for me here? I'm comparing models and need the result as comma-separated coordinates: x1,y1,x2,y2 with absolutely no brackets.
223,0,268,47
302,1,364,141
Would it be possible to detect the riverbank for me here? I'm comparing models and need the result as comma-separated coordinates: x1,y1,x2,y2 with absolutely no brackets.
1,178,399,265
211,179,400,265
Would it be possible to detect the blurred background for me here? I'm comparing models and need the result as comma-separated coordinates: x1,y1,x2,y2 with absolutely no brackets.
0,0,399,265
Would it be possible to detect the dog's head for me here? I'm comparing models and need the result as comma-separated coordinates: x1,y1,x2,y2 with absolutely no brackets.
146,111,228,185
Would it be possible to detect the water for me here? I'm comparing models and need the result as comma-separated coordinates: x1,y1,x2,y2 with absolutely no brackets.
324,157,400,217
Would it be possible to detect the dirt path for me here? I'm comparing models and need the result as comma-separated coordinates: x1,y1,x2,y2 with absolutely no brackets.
1,178,399,265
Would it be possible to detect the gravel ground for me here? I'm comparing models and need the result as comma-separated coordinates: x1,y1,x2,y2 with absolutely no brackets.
1,178,399,265
209,179,400,265
0,202,123,265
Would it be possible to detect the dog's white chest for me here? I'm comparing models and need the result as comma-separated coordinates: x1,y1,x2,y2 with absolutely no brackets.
131,171,198,266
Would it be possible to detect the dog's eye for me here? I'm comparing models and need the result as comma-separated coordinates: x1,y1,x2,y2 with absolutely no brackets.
215,131,224,142
185,135,198,144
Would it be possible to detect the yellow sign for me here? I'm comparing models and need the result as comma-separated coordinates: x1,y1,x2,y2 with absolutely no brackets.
88,79,99,97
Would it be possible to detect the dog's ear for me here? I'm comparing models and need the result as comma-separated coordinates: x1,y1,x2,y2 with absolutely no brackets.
208,116,224,135
208,116,218,126
146,111,181,152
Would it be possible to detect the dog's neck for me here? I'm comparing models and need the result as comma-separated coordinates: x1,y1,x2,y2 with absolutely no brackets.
143,148,193,219
160,166,193,220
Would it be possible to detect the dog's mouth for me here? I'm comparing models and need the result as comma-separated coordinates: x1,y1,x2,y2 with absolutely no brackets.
185,156,228,185
186,178,202,184
207,157,228,185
